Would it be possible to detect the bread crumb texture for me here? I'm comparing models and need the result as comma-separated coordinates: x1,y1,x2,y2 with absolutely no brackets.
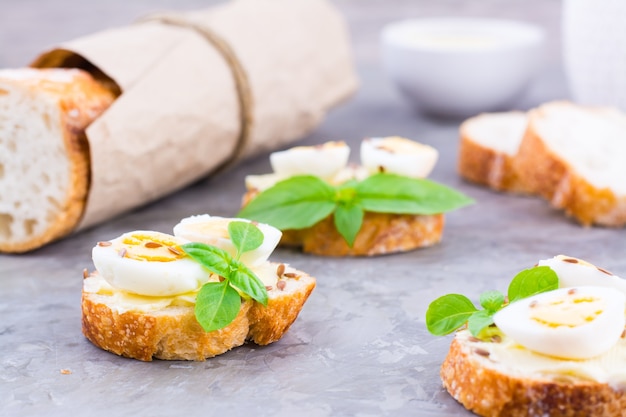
0,68,115,253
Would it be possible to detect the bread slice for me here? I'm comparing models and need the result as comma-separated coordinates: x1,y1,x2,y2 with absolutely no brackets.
282,212,444,257
458,111,529,193
242,189,444,256
81,263,315,361
514,101,626,226
441,329,626,417
0,68,115,253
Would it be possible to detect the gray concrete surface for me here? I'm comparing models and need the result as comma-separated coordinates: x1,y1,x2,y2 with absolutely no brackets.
5,1,623,416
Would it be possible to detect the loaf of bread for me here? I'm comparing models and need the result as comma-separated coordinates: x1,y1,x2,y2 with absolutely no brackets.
458,101,626,226
0,68,115,253
82,264,315,361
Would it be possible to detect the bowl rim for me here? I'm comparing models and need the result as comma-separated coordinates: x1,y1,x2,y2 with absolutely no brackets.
381,17,545,53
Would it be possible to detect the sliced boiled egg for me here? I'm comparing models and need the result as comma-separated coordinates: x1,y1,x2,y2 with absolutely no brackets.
269,141,350,179
538,255,626,295
173,214,281,267
360,136,438,178
493,286,625,360
92,231,210,297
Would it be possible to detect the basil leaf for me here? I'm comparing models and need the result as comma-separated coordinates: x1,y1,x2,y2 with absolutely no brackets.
228,260,268,306
508,266,558,303
467,310,495,337
333,203,364,247
356,173,473,215
228,221,264,258
194,280,241,332
238,175,336,230
181,242,231,277
479,290,505,313
426,294,478,336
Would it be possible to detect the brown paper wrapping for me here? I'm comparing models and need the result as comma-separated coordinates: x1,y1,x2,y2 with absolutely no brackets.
32,0,358,229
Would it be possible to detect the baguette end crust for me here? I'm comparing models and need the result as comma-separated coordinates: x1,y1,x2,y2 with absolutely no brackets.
82,266,316,361
441,336,626,417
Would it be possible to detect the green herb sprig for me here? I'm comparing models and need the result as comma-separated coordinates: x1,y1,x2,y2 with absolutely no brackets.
425,266,558,338
238,173,473,247
181,221,268,332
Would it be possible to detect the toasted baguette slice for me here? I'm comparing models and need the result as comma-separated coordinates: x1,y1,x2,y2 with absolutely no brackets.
458,111,529,193
514,101,626,226
0,68,116,253
281,212,444,257
82,264,316,361
441,330,626,417
242,189,444,257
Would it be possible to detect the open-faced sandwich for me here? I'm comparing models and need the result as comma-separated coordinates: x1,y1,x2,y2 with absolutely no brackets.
427,255,626,416
239,138,473,256
82,215,316,361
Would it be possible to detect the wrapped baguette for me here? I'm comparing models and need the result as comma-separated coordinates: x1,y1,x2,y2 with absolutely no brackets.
0,0,357,253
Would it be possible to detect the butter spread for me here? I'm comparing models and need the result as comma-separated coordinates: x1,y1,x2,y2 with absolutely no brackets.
84,261,280,314
457,330,626,389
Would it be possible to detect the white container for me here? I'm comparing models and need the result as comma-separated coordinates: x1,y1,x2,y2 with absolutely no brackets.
562,0,626,110
381,18,545,118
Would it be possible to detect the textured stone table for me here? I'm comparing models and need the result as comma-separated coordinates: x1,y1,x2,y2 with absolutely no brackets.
4,1,624,416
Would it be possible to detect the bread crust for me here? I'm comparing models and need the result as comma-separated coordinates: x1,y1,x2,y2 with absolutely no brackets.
82,265,316,361
0,69,116,253
441,336,626,417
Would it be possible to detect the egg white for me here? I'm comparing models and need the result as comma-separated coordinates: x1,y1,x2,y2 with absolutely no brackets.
360,136,438,178
539,255,626,295
173,215,281,267
92,231,210,297
269,141,350,179
493,286,625,360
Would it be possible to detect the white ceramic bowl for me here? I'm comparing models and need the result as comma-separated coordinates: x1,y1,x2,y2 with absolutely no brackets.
381,18,545,118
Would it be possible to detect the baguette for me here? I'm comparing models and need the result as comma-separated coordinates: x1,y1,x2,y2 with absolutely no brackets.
0,68,115,253
82,265,315,361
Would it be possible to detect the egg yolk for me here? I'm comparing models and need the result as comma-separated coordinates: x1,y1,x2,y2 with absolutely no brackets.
118,233,184,262
530,292,605,328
